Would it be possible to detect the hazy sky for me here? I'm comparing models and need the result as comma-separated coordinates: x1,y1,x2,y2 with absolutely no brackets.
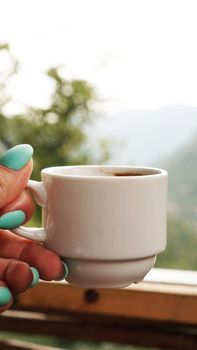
0,0,197,113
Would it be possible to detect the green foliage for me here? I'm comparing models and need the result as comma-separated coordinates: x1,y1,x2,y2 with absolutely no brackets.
156,215,197,270
159,135,197,223
0,44,108,182
155,134,197,270
0,44,110,223
0,43,9,50
0,44,18,97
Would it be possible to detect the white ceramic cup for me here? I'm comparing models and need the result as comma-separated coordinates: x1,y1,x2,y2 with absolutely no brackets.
13,165,168,288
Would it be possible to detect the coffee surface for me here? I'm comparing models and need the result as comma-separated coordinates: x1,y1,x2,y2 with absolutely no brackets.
113,172,144,176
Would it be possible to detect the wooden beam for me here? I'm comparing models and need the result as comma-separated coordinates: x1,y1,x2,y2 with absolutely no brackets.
0,339,64,350
16,281,197,325
0,310,197,350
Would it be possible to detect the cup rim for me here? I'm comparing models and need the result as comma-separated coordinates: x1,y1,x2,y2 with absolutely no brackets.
41,165,168,179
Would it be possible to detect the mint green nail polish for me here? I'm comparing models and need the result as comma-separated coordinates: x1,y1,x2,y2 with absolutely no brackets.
0,287,12,306
29,267,40,288
55,261,68,281
0,144,33,170
0,210,25,229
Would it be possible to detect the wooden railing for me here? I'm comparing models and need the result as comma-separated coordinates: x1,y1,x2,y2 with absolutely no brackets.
0,269,197,350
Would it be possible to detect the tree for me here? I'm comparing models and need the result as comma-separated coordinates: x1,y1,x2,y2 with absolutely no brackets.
0,44,109,181
0,44,110,223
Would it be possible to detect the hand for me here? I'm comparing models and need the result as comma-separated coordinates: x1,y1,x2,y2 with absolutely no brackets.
0,145,68,312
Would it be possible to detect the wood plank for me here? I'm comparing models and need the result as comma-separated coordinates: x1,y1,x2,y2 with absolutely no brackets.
16,281,197,325
0,339,64,350
0,310,197,350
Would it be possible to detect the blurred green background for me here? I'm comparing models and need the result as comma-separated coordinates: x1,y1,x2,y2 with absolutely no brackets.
0,44,196,349
1,44,196,272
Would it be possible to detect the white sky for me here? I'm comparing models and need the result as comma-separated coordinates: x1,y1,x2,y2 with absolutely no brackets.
0,0,197,113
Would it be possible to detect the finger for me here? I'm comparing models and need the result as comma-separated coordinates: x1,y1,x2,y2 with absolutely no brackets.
0,281,13,313
0,145,33,209
19,243,68,281
0,230,68,281
0,189,35,223
0,258,38,294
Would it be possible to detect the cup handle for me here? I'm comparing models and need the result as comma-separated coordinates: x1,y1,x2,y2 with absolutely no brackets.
11,180,47,242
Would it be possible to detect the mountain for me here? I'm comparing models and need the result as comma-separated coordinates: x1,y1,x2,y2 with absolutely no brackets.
155,136,197,270
89,105,197,269
89,104,197,221
89,105,197,165
90,104,197,223
157,135,197,224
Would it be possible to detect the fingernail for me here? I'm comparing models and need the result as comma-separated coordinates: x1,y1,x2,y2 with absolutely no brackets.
0,144,33,170
55,261,68,281
0,210,26,229
29,267,40,288
0,287,12,306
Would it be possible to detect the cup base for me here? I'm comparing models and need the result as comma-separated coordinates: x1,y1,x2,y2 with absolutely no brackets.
64,255,156,288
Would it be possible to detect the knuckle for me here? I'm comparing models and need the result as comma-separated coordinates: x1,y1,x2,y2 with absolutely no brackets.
0,170,12,207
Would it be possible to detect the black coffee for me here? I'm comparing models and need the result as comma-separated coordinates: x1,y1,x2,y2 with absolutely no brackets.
112,172,145,176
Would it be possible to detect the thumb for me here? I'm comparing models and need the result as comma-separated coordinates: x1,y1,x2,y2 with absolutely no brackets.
0,145,33,209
